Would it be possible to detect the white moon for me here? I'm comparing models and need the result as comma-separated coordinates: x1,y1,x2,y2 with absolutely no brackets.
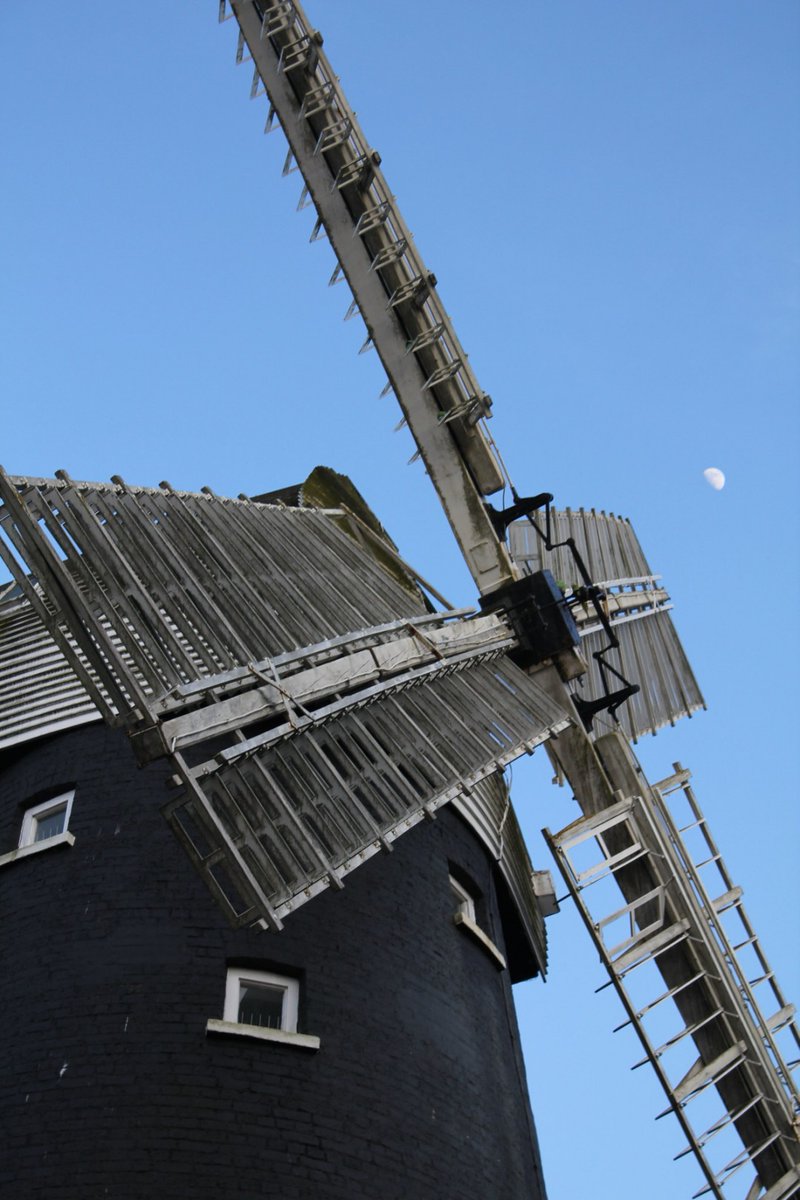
703,467,726,491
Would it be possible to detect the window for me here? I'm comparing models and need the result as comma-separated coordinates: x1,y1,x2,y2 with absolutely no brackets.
449,874,477,923
225,968,299,1032
448,870,506,971
0,789,76,870
19,791,75,847
206,967,320,1050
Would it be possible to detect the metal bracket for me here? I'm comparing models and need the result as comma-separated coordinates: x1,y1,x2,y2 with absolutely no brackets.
573,684,640,731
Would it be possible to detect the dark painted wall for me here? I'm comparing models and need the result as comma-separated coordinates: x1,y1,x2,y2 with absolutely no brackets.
0,724,548,1200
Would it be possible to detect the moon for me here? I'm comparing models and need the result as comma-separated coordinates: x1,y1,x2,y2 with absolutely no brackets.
703,467,726,491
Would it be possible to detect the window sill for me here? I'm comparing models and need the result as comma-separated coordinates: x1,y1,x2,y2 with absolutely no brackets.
0,831,75,870
205,1018,320,1051
454,912,507,970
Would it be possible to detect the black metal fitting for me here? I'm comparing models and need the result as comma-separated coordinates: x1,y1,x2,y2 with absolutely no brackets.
480,570,580,670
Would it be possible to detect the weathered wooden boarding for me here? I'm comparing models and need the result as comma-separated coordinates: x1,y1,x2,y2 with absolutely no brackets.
0,469,567,962
509,508,705,740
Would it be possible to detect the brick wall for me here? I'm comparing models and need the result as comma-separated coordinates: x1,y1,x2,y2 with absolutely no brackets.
0,724,548,1199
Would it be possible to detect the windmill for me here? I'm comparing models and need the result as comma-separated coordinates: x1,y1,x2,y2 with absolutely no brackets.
0,3,797,1198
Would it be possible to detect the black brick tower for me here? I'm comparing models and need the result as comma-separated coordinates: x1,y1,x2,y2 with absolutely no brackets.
1,721,549,1199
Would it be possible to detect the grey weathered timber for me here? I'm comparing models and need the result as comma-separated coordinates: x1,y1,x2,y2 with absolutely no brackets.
510,510,706,739
651,767,800,1105
147,611,516,757
528,664,800,1194
0,593,556,977
546,771,800,1196
227,0,516,594
167,655,568,931
511,506,652,583
580,609,705,740
0,470,568,964
545,728,800,1197
0,470,427,718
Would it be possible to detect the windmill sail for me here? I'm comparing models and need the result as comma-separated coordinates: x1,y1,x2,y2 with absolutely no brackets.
509,509,705,740
0,469,567,954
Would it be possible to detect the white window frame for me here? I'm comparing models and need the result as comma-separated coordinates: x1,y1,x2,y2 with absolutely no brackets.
19,790,75,848
449,872,507,971
206,967,320,1051
224,967,299,1032
449,874,477,923
0,790,77,870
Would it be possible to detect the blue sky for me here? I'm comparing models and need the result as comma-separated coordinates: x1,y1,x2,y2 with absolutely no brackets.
2,3,798,1196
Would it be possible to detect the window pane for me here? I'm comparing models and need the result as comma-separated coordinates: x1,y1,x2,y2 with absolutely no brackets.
238,982,285,1029
34,807,67,842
